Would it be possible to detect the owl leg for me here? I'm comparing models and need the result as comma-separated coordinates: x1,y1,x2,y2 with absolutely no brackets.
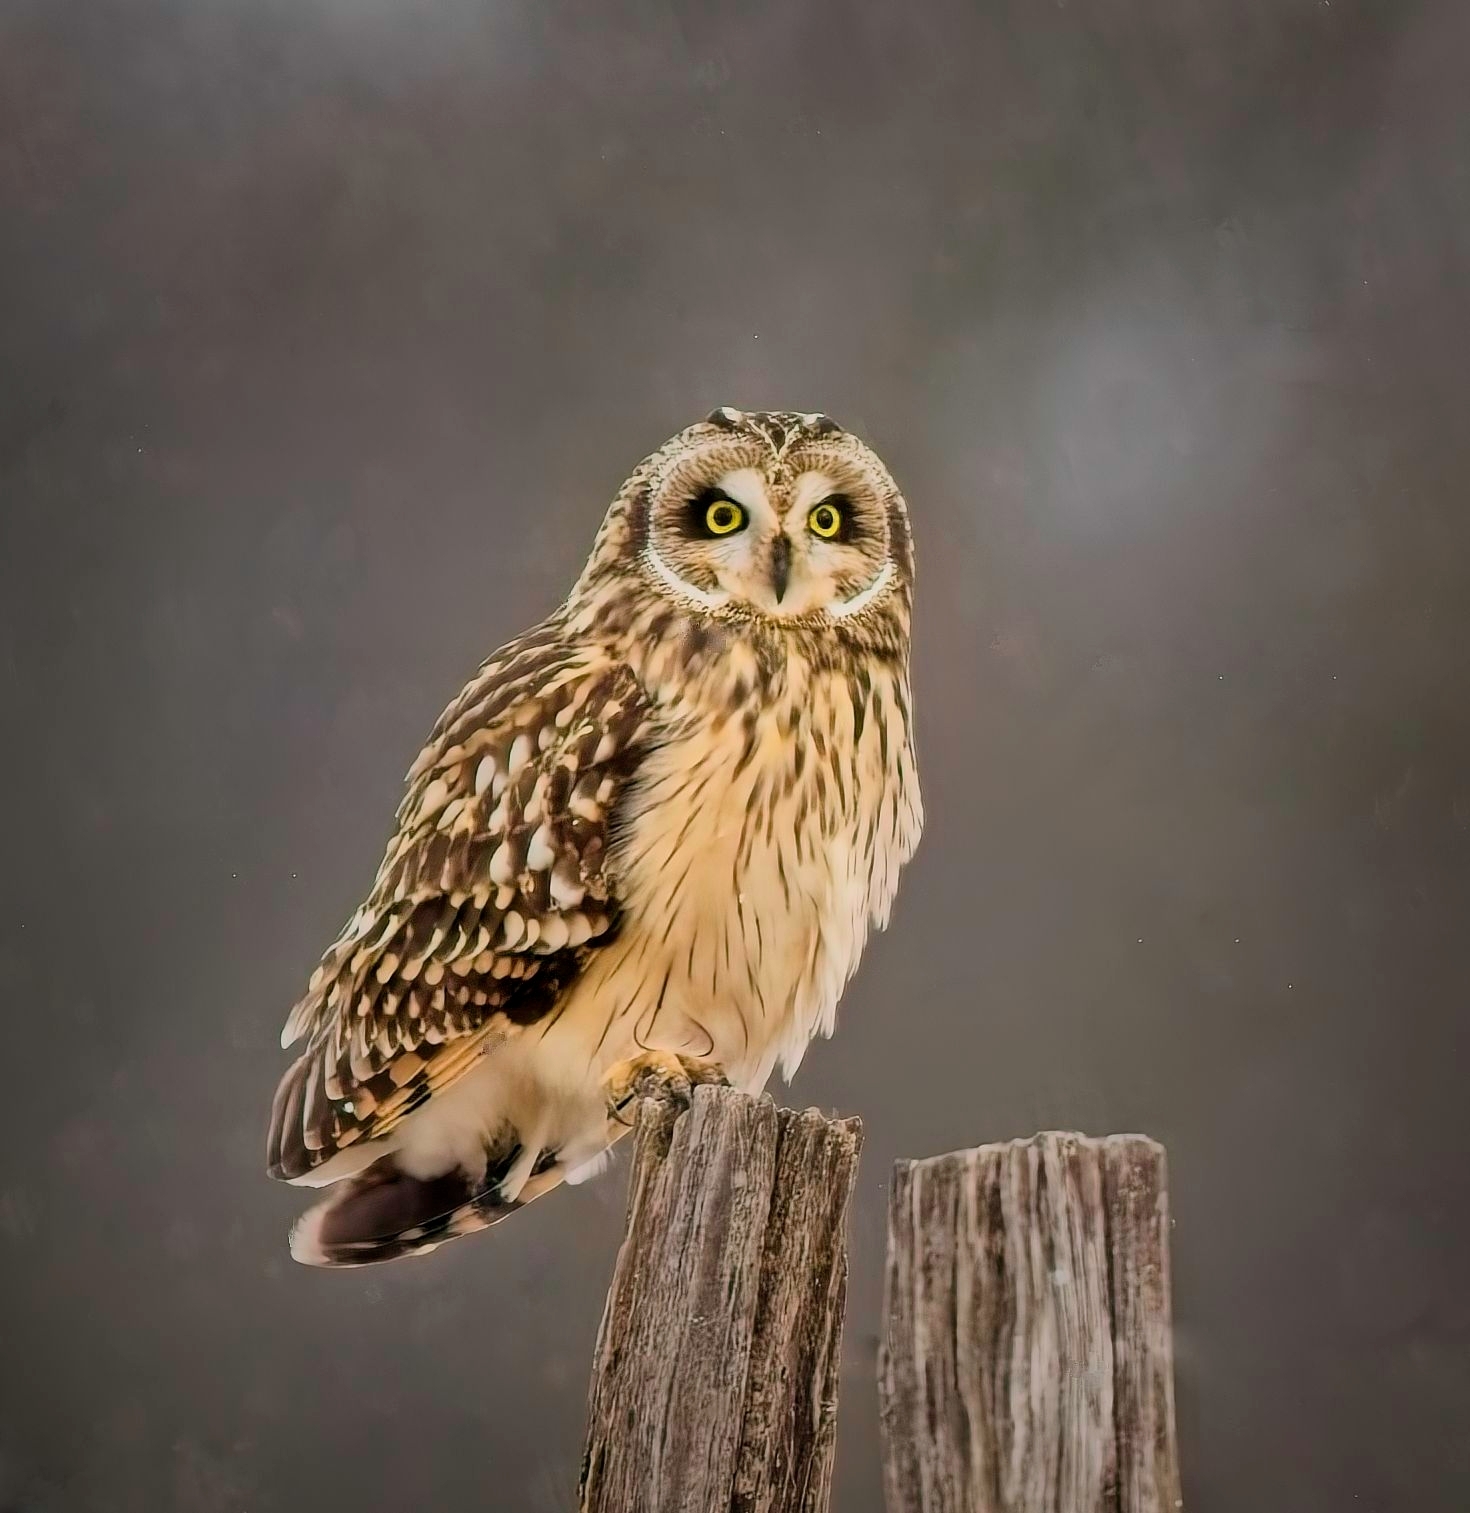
604,1050,730,1123
495,1108,553,1205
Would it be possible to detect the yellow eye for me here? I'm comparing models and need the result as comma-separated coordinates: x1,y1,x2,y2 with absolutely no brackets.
704,498,745,535
808,499,843,539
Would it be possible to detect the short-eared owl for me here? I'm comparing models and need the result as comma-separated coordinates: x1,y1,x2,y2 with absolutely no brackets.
267,408,922,1265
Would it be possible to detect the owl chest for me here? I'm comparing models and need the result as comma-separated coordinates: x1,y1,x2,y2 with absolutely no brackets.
604,689,869,1084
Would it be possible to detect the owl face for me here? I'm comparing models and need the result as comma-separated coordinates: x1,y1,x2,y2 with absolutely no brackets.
625,409,911,624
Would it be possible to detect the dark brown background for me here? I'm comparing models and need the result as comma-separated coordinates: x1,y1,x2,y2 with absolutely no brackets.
3,0,1469,1508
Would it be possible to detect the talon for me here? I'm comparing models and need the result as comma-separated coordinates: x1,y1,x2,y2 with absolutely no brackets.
604,1051,729,1121
635,1062,692,1106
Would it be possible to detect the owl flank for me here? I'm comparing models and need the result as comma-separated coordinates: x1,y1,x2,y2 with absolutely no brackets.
267,408,922,1265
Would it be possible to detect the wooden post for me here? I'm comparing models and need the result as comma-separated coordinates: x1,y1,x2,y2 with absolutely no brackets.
878,1132,1182,1513
580,1085,863,1513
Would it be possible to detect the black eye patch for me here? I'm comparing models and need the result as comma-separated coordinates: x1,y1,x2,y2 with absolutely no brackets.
685,487,747,538
810,493,859,543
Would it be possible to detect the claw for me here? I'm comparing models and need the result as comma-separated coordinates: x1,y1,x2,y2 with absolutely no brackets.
604,1051,730,1123
634,1061,691,1106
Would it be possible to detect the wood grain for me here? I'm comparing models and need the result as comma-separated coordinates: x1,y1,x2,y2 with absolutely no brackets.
878,1132,1182,1513
580,1085,863,1513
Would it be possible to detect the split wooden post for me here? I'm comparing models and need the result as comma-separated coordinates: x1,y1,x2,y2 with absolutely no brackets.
878,1132,1183,1513
579,1085,863,1513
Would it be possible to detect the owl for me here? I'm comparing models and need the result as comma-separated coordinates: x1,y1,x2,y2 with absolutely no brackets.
267,408,922,1265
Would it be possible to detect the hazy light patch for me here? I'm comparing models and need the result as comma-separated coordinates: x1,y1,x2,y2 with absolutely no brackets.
1032,310,1221,534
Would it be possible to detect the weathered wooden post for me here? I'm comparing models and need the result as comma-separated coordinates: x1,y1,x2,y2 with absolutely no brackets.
878,1132,1182,1513
580,1085,863,1513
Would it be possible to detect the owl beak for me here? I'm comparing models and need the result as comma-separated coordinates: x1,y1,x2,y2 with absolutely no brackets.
770,537,791,604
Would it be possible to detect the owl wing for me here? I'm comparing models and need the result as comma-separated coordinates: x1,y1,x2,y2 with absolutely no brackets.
266,622,652,1181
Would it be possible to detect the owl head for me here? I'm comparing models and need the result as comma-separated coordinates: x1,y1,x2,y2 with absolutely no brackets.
577,409,913,631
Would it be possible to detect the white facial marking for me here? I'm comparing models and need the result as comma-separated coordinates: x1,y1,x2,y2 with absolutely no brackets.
828,559,895,618
644,540,730,609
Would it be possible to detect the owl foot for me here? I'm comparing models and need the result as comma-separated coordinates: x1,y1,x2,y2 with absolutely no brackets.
605,1050,730,1124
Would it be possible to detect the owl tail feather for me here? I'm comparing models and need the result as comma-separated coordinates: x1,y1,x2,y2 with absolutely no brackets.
288,1145,564,1267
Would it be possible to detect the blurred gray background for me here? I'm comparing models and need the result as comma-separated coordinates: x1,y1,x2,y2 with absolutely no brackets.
3,0,1469,1508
